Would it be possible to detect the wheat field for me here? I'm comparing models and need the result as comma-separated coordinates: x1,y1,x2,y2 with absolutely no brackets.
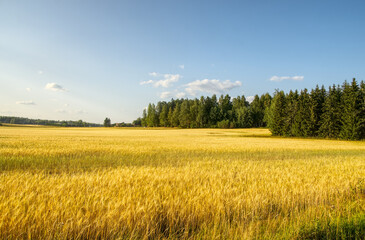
0,126,364,239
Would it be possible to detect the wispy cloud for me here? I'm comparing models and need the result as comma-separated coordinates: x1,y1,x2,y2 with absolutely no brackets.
149,72,158,77
154,74,181,88
140,73,181,88
179,64,185,70
185,79,242,95
159,91,172,99
16,100,36,105
38,70,43,75
269,75,304,82
176,92,186,98
140,80,154,85
26,88,31,92
45,83,67,92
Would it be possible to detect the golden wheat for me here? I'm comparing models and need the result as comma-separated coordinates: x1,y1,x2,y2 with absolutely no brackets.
0,126,364,239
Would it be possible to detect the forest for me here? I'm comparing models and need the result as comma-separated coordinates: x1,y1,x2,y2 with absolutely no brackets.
136,78,365,140
0,116,102,127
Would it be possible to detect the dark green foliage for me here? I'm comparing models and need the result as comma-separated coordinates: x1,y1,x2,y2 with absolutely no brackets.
132,118,142,127
103,117,111,127
0,116,101,127
267,90,287,136
136,79,365,140
138,94,265,129
340,79,363,140
319,85,342,138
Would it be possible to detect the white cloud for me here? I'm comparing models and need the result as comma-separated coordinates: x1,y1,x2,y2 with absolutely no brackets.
38,70,43,75
45,83,67,92
179,64,185,69
246,96,255,103
185,79,242,95
140,80,154,85
154,74,181,88
269,75,304,82
176,92,186,98
16,100,36,105
26,88,31,92
159,91,172,99
141,74,181,88
149,72,158,77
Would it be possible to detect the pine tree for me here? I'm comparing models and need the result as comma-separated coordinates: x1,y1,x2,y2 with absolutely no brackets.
190,99,199,128
171,103,181,127
250,95,265,128
285,90,299,136
146,103,158,127
297,89,312,137
159,105,169,127
340,79,363,140
179,100,191,128
319,85,342,138
359,81,365,138
309,85,326,136
209,95,220,127
196,96,205,127
218,94,232,122
261,93,272,127
167,107,173,127
267,90,286,136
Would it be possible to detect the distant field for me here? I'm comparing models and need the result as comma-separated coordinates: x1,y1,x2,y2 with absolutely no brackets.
0,126,364,239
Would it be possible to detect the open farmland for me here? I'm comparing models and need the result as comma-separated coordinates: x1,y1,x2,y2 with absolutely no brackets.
0,126,364,239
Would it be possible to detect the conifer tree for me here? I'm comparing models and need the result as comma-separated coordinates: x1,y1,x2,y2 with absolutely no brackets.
340,79,363,140
319,85,342,138
250,95,265,128
285,90,299,136
179,100,191,128
171,103,181,127
359,81,365,138
298,89,312,137
159,105,168,127
267,90,286,135
309,85,326,135
167,107,173,127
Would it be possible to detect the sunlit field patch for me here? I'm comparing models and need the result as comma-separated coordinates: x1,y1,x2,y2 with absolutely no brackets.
0,126,364,239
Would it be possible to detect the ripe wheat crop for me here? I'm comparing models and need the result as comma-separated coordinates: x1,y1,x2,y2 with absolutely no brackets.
0,126,364,239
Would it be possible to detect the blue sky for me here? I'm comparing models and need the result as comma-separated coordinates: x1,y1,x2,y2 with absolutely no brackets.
1,0,365,123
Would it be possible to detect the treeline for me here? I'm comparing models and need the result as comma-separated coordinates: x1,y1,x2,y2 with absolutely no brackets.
268,79,365,140
136,78,365,140
0,116,102,127
137,93,272,128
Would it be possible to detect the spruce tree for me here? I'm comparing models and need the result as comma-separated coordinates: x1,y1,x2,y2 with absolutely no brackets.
179,100,191,128
267,90,286,136
171,103,181,127
309,85,326,136
340,79,363,140
285,90,299,136
298,89,312,137
319,85,342,138
159,105,169,127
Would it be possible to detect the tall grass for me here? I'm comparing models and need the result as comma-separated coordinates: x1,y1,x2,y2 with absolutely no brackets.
0,126,364,239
